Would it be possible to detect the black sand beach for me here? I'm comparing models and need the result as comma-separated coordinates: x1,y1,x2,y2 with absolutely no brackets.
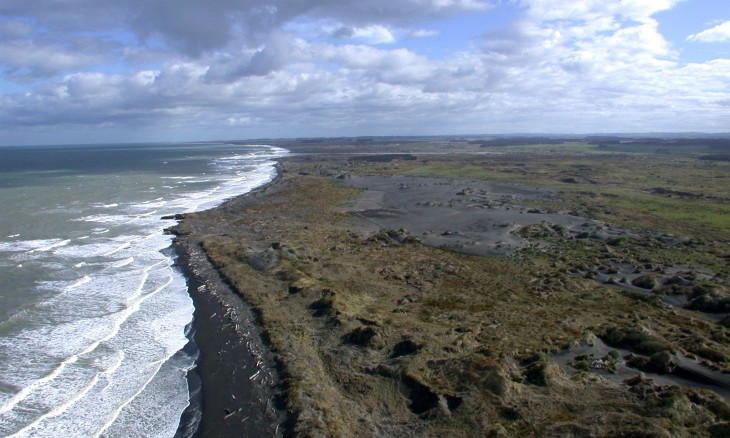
341,175,583,256
172,220,285,437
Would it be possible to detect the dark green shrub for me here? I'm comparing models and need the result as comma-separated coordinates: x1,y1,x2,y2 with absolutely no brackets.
636,340,672,355
607,236,629,247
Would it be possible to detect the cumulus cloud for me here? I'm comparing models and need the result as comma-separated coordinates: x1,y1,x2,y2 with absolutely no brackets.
204,34,311,81
688,21,730,43
0,0,729,142
520,0,682,24
0,36,116,80
0,17,120,80
1,0,491,57
332,25,395,44
0,42,99,80
0,0,494,89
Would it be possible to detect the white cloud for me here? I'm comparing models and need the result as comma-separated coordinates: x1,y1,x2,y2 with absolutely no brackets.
0,41,102,79
409,29,440,38
688,20,730,43
351,25,396,44
330,25,396,44
1,0,493,57
226,116,255,125
0,22,118,80
520,0,682,23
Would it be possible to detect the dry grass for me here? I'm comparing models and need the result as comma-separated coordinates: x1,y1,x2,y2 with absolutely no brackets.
177,154,730,437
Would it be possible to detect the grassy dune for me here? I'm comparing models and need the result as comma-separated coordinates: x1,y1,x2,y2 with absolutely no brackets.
175,141,730,437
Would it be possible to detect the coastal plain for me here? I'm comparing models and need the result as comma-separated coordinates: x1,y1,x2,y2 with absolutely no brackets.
171,138,730,437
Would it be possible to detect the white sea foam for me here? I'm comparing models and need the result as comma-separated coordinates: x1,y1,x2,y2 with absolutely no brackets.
0,239,62,253
65,276,91,291
0,266,176,419
29,240,72,254
102,351,193,438
101,241,131,257
54,242,120,259
77,214,129,225
7,350,125,437
110,257,134,268
133,209,158,218
6,273,192,437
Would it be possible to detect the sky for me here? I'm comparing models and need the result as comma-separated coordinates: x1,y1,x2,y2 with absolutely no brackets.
0,0,729,145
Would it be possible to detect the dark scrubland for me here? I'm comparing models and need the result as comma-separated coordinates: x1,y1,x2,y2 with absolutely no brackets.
172,137,730,437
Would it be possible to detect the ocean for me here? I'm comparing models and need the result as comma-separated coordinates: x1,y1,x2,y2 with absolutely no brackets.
0,142,287,437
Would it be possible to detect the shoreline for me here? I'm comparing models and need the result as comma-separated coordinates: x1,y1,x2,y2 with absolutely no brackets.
170,164,288,438
173,320,202,438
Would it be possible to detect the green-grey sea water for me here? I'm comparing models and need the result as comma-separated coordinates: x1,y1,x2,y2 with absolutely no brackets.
0,143,286,437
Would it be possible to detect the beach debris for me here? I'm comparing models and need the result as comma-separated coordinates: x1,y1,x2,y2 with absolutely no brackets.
590,359,606,369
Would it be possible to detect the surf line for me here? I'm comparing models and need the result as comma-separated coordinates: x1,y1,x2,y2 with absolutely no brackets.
28,239,71,253
0,264,174,419
93,358,167,437
8,351,125,437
